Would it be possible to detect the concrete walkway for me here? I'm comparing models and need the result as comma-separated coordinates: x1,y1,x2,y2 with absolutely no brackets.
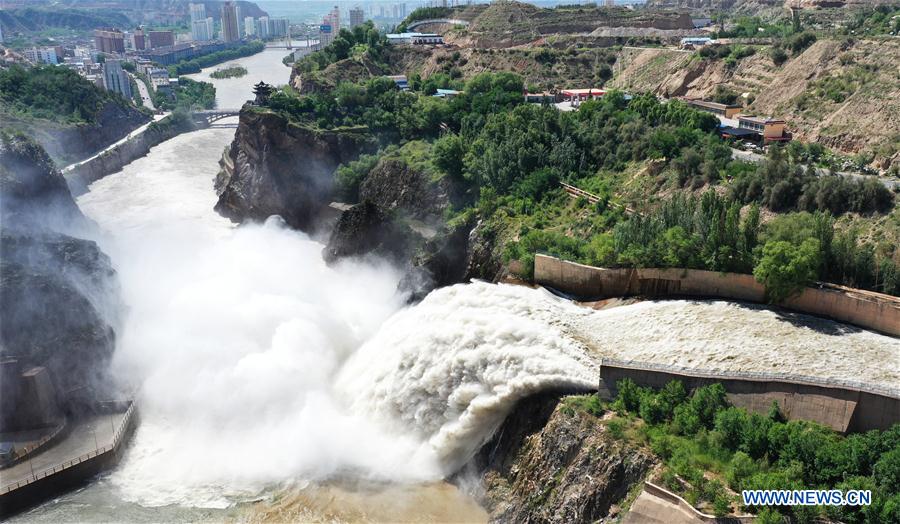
0,412,124,490
623,489,704,524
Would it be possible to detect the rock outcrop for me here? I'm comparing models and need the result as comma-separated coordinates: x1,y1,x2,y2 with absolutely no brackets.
5,100,150,166
322,146,494,296
0,132,120,412
215,108,375,230
323,201,414,264
467,394,656,523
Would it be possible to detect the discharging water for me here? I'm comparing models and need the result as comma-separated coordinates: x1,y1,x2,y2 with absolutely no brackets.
12,44,899,523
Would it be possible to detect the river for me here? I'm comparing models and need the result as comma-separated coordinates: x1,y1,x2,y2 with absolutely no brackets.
11,47,900,523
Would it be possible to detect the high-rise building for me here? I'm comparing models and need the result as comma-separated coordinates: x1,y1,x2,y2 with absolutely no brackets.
320,6,340,46
148,30,175,48
190,3,209,41
103,59,132,99
257,16,270,39
189,2,206,23
244,16,256,37
349,7,364,28
271,18,289,37
132,27,146,50
94,29,125,54
221,1,241,42
191,19,212,41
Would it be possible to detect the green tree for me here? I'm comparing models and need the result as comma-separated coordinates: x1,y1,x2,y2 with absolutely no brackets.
432,132,467,182
753,238,821,302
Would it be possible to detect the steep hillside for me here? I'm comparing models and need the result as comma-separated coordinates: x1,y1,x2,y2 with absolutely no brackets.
609,38,900,169
456,2,695,48
0,65,150,165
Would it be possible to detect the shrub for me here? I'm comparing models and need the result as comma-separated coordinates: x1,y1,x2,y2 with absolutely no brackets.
715,407,749,451
615,378,643,412
788,31,817,55
770,46,789,66
726,451,757,490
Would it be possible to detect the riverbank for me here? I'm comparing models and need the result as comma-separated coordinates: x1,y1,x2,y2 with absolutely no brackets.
64,112,198,195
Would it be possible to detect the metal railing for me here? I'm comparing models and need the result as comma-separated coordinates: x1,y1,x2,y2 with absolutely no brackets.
0,402,136,495
601,358,900,399
560,182,638,215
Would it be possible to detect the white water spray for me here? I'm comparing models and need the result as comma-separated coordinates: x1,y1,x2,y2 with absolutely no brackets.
75,129,898,511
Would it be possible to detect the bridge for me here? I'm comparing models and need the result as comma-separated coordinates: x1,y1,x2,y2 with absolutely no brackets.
192,109,241,126
406,18,470,31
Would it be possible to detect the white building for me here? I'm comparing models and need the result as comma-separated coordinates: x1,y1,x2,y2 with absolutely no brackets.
192,19,212,41
103,59,132,98
235,5,243,37
257,16,270,39
189,2,206,23
244,16,256,37
23,47,59,65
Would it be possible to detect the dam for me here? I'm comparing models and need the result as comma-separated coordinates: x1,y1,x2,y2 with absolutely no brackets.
12,43,898,523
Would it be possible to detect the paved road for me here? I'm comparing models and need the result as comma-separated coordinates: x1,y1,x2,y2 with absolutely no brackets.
130,73,155,111
0,412,125,489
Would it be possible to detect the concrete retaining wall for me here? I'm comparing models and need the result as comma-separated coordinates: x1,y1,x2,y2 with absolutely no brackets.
533,254,900,336
599,360,900,433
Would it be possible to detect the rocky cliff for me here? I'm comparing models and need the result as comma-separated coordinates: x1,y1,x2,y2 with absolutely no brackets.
465,394,656,523
322,144,501,296
215,108,375,230
4,100,150,167
0,132,120,411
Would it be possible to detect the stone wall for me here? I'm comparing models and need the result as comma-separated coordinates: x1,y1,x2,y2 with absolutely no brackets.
533,254,900,336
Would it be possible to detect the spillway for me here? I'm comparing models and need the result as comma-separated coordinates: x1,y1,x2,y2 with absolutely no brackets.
14,45,898,523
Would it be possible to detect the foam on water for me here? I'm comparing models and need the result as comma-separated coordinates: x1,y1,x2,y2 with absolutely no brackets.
76,129,599,508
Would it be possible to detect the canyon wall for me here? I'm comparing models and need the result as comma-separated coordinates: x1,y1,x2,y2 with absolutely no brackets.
0,132,121,412
214,108,375,230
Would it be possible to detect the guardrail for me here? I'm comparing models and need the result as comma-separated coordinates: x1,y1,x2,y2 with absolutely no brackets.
602,358,900,400
559,182,638,215
1,421,67,470
0,402,135,495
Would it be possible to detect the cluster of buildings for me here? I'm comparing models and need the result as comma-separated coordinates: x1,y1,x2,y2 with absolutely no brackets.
189,2,290,42
684,99,791,143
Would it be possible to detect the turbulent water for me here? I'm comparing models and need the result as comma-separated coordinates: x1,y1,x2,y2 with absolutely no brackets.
13,46,900,523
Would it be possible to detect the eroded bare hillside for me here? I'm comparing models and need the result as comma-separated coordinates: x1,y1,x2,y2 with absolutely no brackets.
610,38,900,165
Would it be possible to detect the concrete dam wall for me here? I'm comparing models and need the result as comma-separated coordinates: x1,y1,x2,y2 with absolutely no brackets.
599,359,900,433
533,254,900,432
533,254,900,337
